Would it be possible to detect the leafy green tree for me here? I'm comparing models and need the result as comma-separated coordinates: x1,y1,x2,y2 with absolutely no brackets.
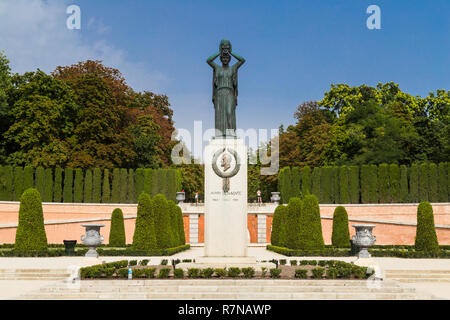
0,52,12,163
73,168,83,203
83,169,93,203
409,164,419,202
271,205,288,247
15,188,47,253
13,167,24,201
43,168,53,202
437,163,448,202
339,166,349,204
428,163,438,202
132,192,157,251
102,169,110,203
92,168,101,203
53,168,62,202
63,168,73,202
389,164,400,203
298,195,324,250
419,163,429,202
153,193,171,249
130,115,162,168
331,206,350,247
0,165,13,201
286,198,302,249
348,166,359,204
109,208,126,247
415,202,439,253
301,166,311,195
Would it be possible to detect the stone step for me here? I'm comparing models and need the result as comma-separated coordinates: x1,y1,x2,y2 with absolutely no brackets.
390,278,450,283
386,274,450,279
385,270,450,275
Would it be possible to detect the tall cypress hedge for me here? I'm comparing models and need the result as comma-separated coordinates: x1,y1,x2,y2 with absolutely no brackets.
53,168,62,202
92,168,102,203
23,166,34,191
291,167,301,199
74,168,83,203
144,168,153,195
83,169,93,203
167,169,177,202
331,206,350,248
35,167,45,199
15,188,47,253
13,166,24,201
437,163,448,202
43,168,53,202
360,165,370,204
111,168,120,203
400,165,408,203
0,165,13,201
409,163,419,203
63,168,73,203
298,194,324,251
127,169,135,203
332,166,339,204
102,169,110,203
311,167,321,201
153,193,171,249
159,169,169,200
109,208,126,247
368,165,378,203
151,169,159,197
286,197,302,249
378,164,390,203
428,163,438,202
348,166,359,204
135,168,145,201
320,166,332,204
167,200,178,247
419,163,429,202
301,166,311,196
271,204,287,247
175,170,183,193
120,168,128,203
132,192,157,251
389,164,400,203
339,166,349,204
415,201,439,253
278,167,291,204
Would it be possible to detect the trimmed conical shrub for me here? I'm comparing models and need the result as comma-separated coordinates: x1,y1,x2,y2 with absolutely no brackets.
132,192,157,251
63,168,73,203
331,206,350,247
298,194,324,251
102,169,110,203
271,204,288,247
83,169,93,203
428,163,438,202
35,167,45,199
153,193,171,249
111,168,120,203
348,166,359,204
74,168,83,203
175,204,186,245
13,167,24,201
415,201,439,253
23,166,34,191
43,168,53,202
286,198,302,249
53,168,62,202
15,188,47,253
0,165,13,201
167,200,178,247
389,164,400,203
109,208,126,247
409,163,419,203
92,168,102,203
127,169,135,203
301,166,311,196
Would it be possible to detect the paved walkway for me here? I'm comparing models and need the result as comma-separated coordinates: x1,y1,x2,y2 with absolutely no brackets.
0,247,449,299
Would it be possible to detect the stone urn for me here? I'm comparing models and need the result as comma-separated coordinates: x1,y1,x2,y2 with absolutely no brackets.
176,191,185,205
352,224,376,258
81,224,104,258
270,192,281,205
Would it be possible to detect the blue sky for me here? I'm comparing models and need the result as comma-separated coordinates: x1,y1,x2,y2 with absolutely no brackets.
1,0,449,152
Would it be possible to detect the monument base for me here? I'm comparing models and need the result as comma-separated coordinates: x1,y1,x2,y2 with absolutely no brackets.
176,257,275,271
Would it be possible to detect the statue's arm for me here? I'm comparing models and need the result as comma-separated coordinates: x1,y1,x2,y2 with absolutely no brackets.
231,52,245,68
206,52,220,68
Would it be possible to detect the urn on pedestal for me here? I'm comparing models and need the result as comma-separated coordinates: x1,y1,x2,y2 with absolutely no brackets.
352,224,376,258
81,224,104,258
270,192,281,205
176,192,185,205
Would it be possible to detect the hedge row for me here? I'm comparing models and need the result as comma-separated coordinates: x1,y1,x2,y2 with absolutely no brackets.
0,166,182,203
278,162,450,204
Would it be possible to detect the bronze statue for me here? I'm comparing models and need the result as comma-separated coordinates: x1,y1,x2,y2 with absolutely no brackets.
207,39,245,138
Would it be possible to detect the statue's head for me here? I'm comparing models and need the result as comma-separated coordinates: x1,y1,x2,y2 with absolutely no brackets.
219,39,231,66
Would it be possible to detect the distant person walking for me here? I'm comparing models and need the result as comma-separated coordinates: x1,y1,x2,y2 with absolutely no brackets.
257,189,262,204
195,191,199,205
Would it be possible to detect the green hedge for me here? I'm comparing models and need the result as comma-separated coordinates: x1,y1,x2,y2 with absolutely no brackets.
13,166,24,201
83,169,93,203
0,165,13,201
43,168,53,202
93,168,101,203
415,201,439,253
15,188,47,253
154,193,171,249
331,206,350,248
111,168,120,203
127,169,135,203
74,168,83,203
279,162,449,204
53,168,62,202
298,195,324,251
286,197,302,249
63,168,73,203
109,208,126,247
132,192,157,251
271,205,287,247
102,169,110,203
